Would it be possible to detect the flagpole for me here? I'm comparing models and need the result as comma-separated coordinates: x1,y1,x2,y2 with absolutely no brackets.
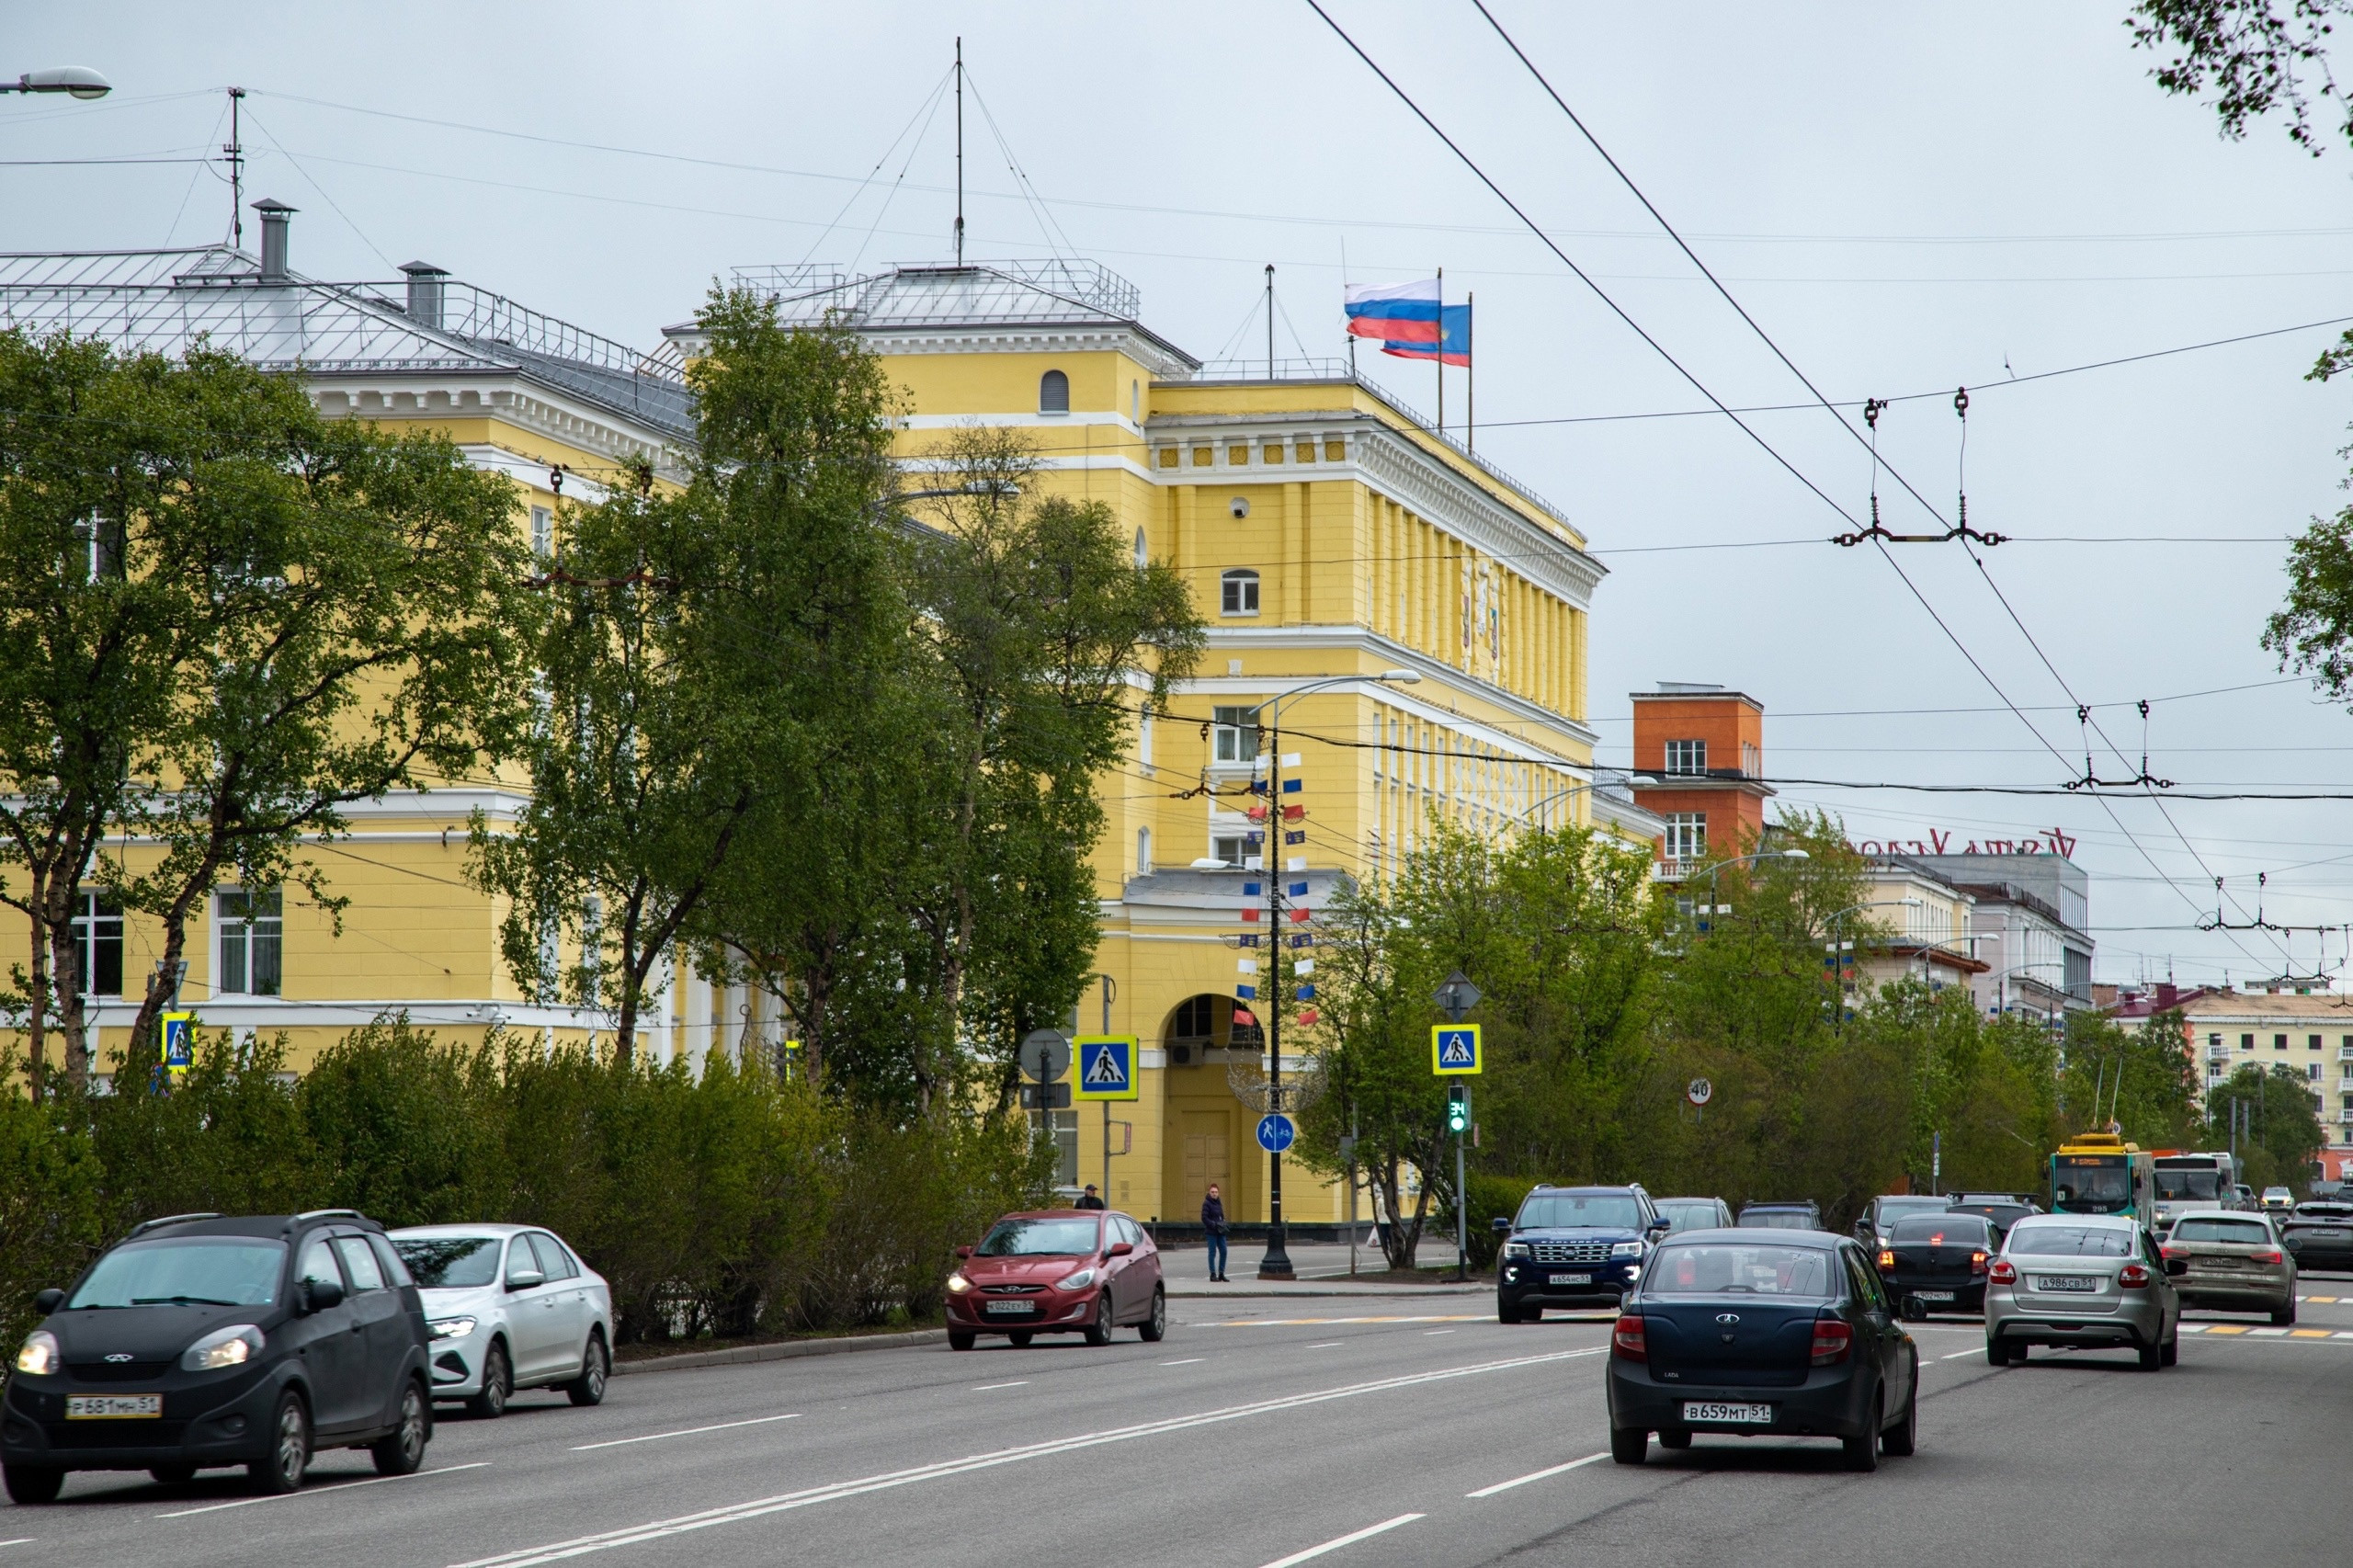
1435,267,1444,437
1467,290,1475,453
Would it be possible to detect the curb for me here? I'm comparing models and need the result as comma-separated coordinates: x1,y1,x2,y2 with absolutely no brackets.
612,1328,946,1376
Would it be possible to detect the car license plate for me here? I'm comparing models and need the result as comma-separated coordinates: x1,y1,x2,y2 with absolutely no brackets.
1915,1290,1955,1301
1549,1273,1592,1286
2316,1229,2347,1239
2036,1276,2098,1292
66,1394,161,1420
983,1300,1036,1314
1683,1402,1772,1426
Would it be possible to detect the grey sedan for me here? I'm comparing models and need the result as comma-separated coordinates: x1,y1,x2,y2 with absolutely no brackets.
1984,1215,2182,1369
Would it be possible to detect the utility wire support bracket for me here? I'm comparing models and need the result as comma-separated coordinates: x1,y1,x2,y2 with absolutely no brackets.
2063,699,2174,789
1832,390,2005,546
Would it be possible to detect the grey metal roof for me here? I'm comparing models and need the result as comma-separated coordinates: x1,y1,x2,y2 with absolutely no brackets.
0,246,694,442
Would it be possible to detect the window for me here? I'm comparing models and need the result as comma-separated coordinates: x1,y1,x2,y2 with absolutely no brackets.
296,1235,343,1297
1131,380,1140,422
530,506,553,560
1039,369,1070,415
2210,1033,2222,1049
1133,526,1149,570
75,512,124,581
1172,995,1215,1040
529,1233,581,1280
2276,1034,2290,1051
1212,705,1260,765
2313,1034,2325,1050
1663,740,1707,776
1137,710,1154,771
1029,1107,1079,1187
215,887,282,997
2311,1063,2325,1082
1665,812,1707,861
1221,569,1260,616
1211,834,1259,869
1136,827,1153,876
72,890,122,999
2242,1034,2256,1050
332,1237,386,1292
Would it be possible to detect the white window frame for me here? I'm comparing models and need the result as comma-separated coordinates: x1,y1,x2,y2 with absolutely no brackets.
1221,570,1260,617
1664,739,1706,776
1665,812,1707,862
214,886,283,998
1211,705,1260,766
1039,368,1070,415
1137,827,1153,876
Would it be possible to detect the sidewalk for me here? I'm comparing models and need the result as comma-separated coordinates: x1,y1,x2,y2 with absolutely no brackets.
1162,1238,1491,1298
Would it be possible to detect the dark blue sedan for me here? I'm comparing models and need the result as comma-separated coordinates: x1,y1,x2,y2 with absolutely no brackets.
1605,1229,1918,1471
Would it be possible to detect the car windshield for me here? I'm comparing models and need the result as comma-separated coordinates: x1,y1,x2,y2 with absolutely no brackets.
1649,1243,1836,1298
2172,1217,2273,1245
1874,1198,1950,1225
1890,1216,1991,1246
976,1218,1100,1256
2007,1223,2132,1258
1949,1204,2028,1232
1738,1210,1814,1230
2155,1168,2223,1200
67,1237,284,1309
2053,1157,2132,1208
393,1237,503,1288
1654,1202,1721,1233
1516,1195,1643,1230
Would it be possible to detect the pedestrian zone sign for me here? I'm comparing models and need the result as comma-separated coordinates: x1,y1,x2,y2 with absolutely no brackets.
1073,1035,1140,1101
1431,1024,1482,1075
161,1012,194,1080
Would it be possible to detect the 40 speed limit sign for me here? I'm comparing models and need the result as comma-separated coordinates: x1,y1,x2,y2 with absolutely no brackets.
1686,1077,1713,1108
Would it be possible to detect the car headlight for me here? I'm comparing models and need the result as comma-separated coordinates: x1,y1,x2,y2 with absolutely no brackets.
181,1324,265,1371
15,1330,59,1376
946,1273,972,1294
1503,1241,1530,1258
428,1315,478,1340
1055,1267,1098,1291
1610,1241,1644,1259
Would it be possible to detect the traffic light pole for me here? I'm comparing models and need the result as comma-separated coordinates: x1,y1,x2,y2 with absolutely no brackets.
1454,1119,1468,1283
1259,722,1294,1282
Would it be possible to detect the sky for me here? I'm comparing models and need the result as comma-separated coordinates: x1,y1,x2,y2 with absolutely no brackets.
7,1,2353,989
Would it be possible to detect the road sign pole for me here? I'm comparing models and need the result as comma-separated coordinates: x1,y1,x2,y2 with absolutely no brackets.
1259,713,1293,1281
1455,1129,1468,1283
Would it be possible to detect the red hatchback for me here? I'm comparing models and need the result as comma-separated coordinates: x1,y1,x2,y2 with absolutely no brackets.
946,1210,1165,1350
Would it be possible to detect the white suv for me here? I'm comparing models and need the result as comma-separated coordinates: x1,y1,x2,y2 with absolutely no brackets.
387,1225,613,1417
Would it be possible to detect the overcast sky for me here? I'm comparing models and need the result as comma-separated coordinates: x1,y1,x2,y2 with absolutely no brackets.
9,3,2353,988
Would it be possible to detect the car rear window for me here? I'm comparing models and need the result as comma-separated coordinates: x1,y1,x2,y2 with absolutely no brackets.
1889,1215,1992,1246
1738,1210,1814,1230
393,1236,503,1289
2171,1217,2273,1246
1875,1198,1952,1225
1654,1202,1722,1233
2006,1223,2132,1258
68,1237,284,1309
1516,1194,1643,1229
1949,1205,2029,1232
977,1218,1102,1256
1649,1243,1836,1298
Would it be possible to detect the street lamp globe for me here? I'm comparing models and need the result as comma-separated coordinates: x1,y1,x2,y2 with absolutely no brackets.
13,68,111,98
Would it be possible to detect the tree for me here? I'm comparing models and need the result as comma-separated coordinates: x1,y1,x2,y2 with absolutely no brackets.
2207,1062,2327,1194
2129,1,2353,155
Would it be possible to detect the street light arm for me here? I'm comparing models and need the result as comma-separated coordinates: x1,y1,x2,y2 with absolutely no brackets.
6,68,110,98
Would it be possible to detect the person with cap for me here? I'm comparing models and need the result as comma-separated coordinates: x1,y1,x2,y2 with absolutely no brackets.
1075,1184,1107,1211
1201,1183,1230,1281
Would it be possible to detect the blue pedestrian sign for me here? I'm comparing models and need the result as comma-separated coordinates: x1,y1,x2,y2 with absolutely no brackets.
1256,1113,1296,1153
161,1011,194,1081
1073,1035,1139,1101
1431,1024,1483,1076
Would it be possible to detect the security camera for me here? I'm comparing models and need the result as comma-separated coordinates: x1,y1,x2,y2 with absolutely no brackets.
1229,497,1250,519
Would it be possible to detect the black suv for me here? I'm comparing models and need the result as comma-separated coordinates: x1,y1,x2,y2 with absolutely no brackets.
1495,1184,1668,1322
4,1210,433,1504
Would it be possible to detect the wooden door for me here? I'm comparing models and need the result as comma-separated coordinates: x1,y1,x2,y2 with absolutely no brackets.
1181,1111,1231,1223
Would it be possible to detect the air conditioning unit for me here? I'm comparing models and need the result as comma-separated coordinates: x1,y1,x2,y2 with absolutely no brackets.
1168,1043,1193,1066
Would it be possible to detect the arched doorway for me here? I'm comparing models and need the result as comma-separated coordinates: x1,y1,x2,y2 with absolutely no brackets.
1159,993,1260,1226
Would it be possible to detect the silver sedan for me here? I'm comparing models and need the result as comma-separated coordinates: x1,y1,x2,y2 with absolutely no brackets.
1984,1214,2182,1369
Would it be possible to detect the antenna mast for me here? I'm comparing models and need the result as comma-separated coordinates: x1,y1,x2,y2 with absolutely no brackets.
226,86,246,249
953,40,965,265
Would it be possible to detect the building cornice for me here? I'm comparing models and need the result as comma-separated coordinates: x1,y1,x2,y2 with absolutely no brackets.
308,369,688,480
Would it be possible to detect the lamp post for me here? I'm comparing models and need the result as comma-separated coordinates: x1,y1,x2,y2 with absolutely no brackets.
1686,848,1810,934
1248,668,1420,1281
3,68,110,98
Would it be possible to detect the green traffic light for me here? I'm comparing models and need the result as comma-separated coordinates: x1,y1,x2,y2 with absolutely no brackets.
1446,1084,1469,1133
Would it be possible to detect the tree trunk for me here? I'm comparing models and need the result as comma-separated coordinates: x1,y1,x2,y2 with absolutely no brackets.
125,881,207,1072
22,865,49,1101
45,885,86,1088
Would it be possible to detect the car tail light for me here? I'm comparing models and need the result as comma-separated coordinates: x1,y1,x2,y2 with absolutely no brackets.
1971,1250,1987,1276
1877,1248,1895,1270
1611,1314,1646,1361
2160,1244,2181,1259
2119,1263,2151,1289
1988,1259,2018,1285
2250,1249,2284,1266
1810,1320,1852,1366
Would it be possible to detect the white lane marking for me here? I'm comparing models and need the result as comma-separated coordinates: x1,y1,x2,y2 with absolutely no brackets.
1307,1343,1343,1349
159,1462,489,1518
571,1414,801,1451
1160,1358,1205,1367
447,1348,1601,1568
1256,1513,1426,1568
1467,1451,1608,1497
1423,1329,1455,1336
2249,1328,2290,1337
1942,1349,1982,1360
0,1540,33,1551
972,1381,1029,1391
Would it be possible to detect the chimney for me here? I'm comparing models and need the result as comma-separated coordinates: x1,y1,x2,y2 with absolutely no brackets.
400,261,450,329
253,198,296,282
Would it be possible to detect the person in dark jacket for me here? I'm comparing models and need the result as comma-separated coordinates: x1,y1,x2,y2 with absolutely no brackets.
1075,1184,1106,1210
1201,1184,1230,1281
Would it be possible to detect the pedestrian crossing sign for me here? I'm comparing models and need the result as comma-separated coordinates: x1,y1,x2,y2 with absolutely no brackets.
1431,1024,1482,1076
1074,1036,1140,1100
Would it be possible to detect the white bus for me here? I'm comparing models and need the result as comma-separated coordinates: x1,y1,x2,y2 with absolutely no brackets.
2154,1152,2240,1229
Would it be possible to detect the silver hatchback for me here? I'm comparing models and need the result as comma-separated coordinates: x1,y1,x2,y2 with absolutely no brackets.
2163,1210,2297,1324
1984,1214,2182,1369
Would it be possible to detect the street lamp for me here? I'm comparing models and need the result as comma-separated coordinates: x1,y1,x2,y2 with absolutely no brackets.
1687,848,1810,932
5,68,111,99
1817,898,1923,1012
1247,667,1419,1281
1990,962,2063,1028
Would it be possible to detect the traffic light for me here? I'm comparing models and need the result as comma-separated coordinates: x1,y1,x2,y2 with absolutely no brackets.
1446,1082,1469,1134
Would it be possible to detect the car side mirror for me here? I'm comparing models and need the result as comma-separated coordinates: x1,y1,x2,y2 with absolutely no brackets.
1108,1242,1133,1257
2165,1256,2188,1278
955,1244,974,1260
506,1267,544,1292
1853,1220,1870,1238
302,1277,346,1313
1647,1219,1671,1236
33,1288,63,1315
1491,1217,1513,1234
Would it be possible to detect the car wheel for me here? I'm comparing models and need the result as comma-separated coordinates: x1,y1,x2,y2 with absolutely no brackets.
1608,1426,1648,1465
2137,1336,2165,1370
2160,1331,2178,1368
372,1381,429,1476
1138,1287,1166,1343
1008,1331,1034,1347
3,1465,64,1506
1843,1393,1882,1471
1083,1293,1113,1347
1984,1337,2006,1367
1881,1361,1918,1457
2271,1300,2297,1326
149,1464,197,1485
1497,1300,1524,1324
248,1390,310,1495
949,1330,978,1351
466,1340,511,1420
1657,1428,1691,1450
566,1334,608,1406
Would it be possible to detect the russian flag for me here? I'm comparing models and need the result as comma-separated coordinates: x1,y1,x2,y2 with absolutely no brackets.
1382,302,1470,367
1345,278,1441,344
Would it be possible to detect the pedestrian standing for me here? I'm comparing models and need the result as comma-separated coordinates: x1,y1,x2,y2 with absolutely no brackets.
1075,1184,1107,1211
1201,1183,1229,1282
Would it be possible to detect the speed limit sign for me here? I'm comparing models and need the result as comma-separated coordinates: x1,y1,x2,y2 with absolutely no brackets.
1686,1077,1713,1108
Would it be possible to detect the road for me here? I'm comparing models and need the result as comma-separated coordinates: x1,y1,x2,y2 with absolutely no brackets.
8,1280,2352,1568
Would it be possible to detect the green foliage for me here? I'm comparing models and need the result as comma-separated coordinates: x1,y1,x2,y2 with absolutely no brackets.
0,1060,102,1351
2207,1062,2328,1196
2129,0,2353,155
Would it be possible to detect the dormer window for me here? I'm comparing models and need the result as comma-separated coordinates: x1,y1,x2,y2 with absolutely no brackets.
1040,369,1070,415
1221,569,1259,616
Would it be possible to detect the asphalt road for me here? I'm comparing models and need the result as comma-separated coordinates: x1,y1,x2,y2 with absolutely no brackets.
9,1277,2353,1568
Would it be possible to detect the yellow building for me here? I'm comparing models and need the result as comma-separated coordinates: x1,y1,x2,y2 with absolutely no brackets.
0,202,699,1074
670,260,1653,1228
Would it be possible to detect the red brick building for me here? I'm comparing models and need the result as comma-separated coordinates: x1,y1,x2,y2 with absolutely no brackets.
1629,682,1772,870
